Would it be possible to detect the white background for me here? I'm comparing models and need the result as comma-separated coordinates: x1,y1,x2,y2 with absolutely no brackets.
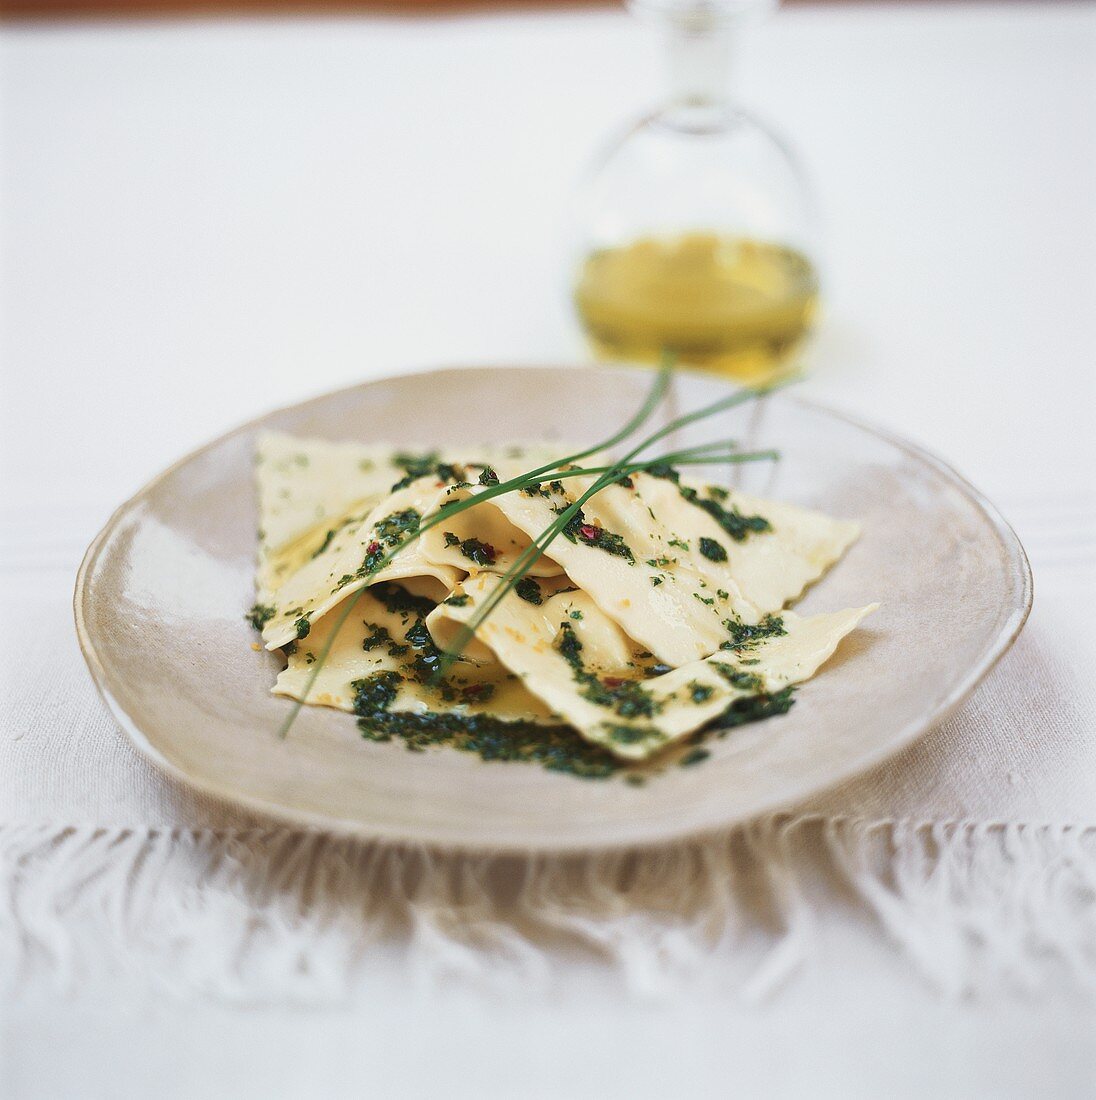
2,4,1096,1097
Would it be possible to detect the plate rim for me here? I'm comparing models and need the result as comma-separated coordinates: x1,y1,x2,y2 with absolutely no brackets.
74,364,1034,854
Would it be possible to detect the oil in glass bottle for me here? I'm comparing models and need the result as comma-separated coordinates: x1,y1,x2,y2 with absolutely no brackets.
573,0,820,384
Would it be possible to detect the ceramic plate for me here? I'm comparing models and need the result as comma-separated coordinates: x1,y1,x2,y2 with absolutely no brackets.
75,366,1031,852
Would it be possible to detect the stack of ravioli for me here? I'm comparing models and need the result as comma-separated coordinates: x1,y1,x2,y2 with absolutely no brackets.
253,431,876,764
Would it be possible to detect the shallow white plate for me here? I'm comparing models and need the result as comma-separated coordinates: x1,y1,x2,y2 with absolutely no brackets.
75,366,1031,852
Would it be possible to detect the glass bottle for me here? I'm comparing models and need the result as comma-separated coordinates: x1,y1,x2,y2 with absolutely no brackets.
572,0,820,384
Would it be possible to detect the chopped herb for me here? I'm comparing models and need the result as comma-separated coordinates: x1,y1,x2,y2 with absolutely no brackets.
444,531,461,547
312,529,337,558
720,614,787,652
442,593,471,607
477,466,500,487
351,669,402,721
668,537,690,552
680,747,710,767
361,624,390,652
569,609,584,620
693,593,715,606
309,512,366,561
556,622,661,719
375,508,421,543
398,616,445,685
650,575,664,586
352,670,621,778
688,681,714,704
515,577,543,605
711,661,763,692
369,582,436,619
361,509,421,574
713,687,796,731
561,510,635,562
648,465,772,541
520,478,565,499
698,537,728,562
245,603,276,631
389,451,464,492
646,556,673,568
600,722,663,745
458,537,498,567
403,619,433,651
389,450,437,488
556,620,583,667
293,615,312,640
361,623,409,658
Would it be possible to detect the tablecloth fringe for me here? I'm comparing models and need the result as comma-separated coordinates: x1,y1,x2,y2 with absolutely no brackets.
3,817,1094,1004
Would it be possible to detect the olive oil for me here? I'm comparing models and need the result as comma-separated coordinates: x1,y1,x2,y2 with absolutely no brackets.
574,233,819,384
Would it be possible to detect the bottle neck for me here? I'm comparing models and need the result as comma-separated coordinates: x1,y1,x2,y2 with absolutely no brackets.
629,0,775,111
663,18,738,107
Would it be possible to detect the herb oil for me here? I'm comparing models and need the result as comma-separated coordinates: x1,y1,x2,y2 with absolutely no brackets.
574,232,819,385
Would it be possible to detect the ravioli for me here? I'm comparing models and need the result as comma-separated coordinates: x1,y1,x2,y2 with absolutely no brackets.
255,439,572,649
464,469,859,667
261,479,463,650
255,432,407,602
639,475,861,614
250,432,877,769
428,572,876,759
274,582,557,725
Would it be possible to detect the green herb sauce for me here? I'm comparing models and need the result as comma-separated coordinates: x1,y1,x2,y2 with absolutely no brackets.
561,510,635,563
720,614,787,652
457,537,497,567
351,671,622,779
515,577,543,605
556,622,661,719
389,451,464,492
245,603,276,631
649,464,771,541
710,661,763,692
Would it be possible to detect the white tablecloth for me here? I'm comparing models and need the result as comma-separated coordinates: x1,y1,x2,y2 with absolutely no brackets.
2,4,1096,1097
